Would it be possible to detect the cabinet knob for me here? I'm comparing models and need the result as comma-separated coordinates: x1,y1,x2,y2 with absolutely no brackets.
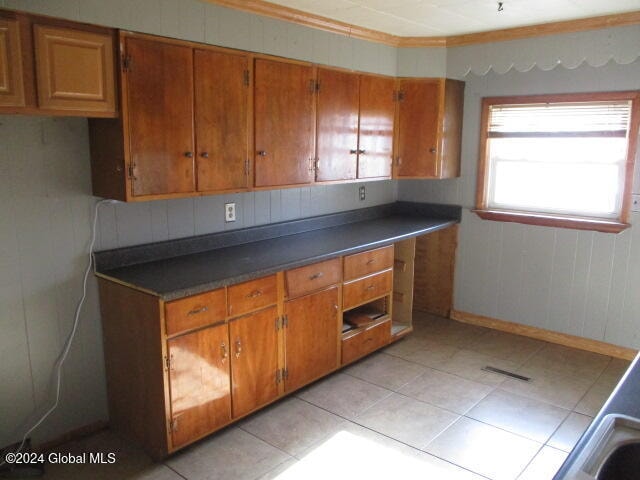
200,152,210,159
358,149,366,155
429,147,437,154
257,150,267,157
350,149,358,155
184,151,194,158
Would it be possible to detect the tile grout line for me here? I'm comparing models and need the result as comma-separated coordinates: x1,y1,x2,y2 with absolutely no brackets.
293,396,491,480
162,462,190,480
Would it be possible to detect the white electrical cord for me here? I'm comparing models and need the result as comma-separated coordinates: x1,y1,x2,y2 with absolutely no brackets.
1,198,116,468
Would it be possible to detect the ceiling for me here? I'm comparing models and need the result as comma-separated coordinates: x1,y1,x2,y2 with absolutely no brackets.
264,0,640,37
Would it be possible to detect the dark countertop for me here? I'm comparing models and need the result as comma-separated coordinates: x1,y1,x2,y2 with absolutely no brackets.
94,202,460,301
554,352,640,479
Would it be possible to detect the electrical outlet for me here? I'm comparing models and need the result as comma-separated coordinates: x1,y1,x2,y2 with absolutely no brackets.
632,194,640,213
225,203,236,222
359,185,366,201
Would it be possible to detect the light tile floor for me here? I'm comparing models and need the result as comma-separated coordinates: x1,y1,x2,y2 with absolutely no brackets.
38,312,629,480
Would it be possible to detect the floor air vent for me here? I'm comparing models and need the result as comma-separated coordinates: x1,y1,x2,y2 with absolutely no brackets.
482,366,531,382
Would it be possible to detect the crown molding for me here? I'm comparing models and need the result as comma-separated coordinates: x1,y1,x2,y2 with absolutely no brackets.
203,0,399,45
445,10,640,47
202,0,640,48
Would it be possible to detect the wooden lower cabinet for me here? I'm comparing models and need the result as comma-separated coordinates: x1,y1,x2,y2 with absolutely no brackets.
284,287,340,392
97,242,424,459
229,306,279,417
167,323,231,449
342,319,391,365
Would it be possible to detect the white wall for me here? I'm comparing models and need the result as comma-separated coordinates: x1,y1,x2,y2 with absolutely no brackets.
399,59,640,350
0,0,398,447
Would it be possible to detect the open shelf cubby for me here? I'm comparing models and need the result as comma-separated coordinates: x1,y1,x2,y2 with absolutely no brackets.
342,296,390,338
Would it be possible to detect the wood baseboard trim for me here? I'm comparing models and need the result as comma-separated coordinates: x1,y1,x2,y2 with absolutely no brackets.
450,309,638,361
35,420,109,452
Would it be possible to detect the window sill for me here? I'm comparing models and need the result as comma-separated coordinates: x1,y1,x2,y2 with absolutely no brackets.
473,209,630,233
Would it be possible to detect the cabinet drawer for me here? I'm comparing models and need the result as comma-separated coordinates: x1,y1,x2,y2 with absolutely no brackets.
228,275,277,317
165,288,226,336
343,269,392,310
342,319,391,364
344,245,394,281
285,258,341,299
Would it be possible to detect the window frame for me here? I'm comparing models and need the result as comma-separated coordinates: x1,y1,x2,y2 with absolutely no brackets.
474,91,640,233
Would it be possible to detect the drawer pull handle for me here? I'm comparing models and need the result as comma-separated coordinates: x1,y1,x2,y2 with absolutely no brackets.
246,290,263,298
309,272,324,280
366,259,375,265
365,337,374,343
220,342,228,361
188,306,208,316
235,338,242,358
366,285,375,291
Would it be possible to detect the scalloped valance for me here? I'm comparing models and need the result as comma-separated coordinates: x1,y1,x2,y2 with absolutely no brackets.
446,24,640,78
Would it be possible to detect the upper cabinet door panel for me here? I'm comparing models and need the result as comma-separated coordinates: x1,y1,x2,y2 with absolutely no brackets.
194,49,249,192
125,37,195,197
396,79,441,178
34,25,115,113
254,58,315,188
315,68,358,182
357,75,394,179
0,18,25,107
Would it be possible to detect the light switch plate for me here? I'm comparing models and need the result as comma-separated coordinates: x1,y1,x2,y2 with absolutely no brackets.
632,194,640,213
225,203,236,222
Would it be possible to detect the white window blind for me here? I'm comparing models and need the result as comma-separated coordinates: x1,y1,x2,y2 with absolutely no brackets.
485,99,633,219
488,101,632,136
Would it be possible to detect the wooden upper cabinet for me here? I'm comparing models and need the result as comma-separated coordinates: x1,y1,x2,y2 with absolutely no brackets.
396,78,464,179
194,49,250,193
284,286,339,392
0,17,25,107
254,58,316,188
167,323,232,449
34,24,116,114
124,37,195,197
315,68,359,182
229,306,279,418
357,75,395,179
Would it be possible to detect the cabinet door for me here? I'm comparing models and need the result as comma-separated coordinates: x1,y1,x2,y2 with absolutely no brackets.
284,286,339,392
315,68,358,182
357,75,395,179
125,37,195,197
396,79,441,178
168,323,231,449
254,58,315,187
34,25,115,113
194,49,249,192
0,17,25,107
229,306,279,418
